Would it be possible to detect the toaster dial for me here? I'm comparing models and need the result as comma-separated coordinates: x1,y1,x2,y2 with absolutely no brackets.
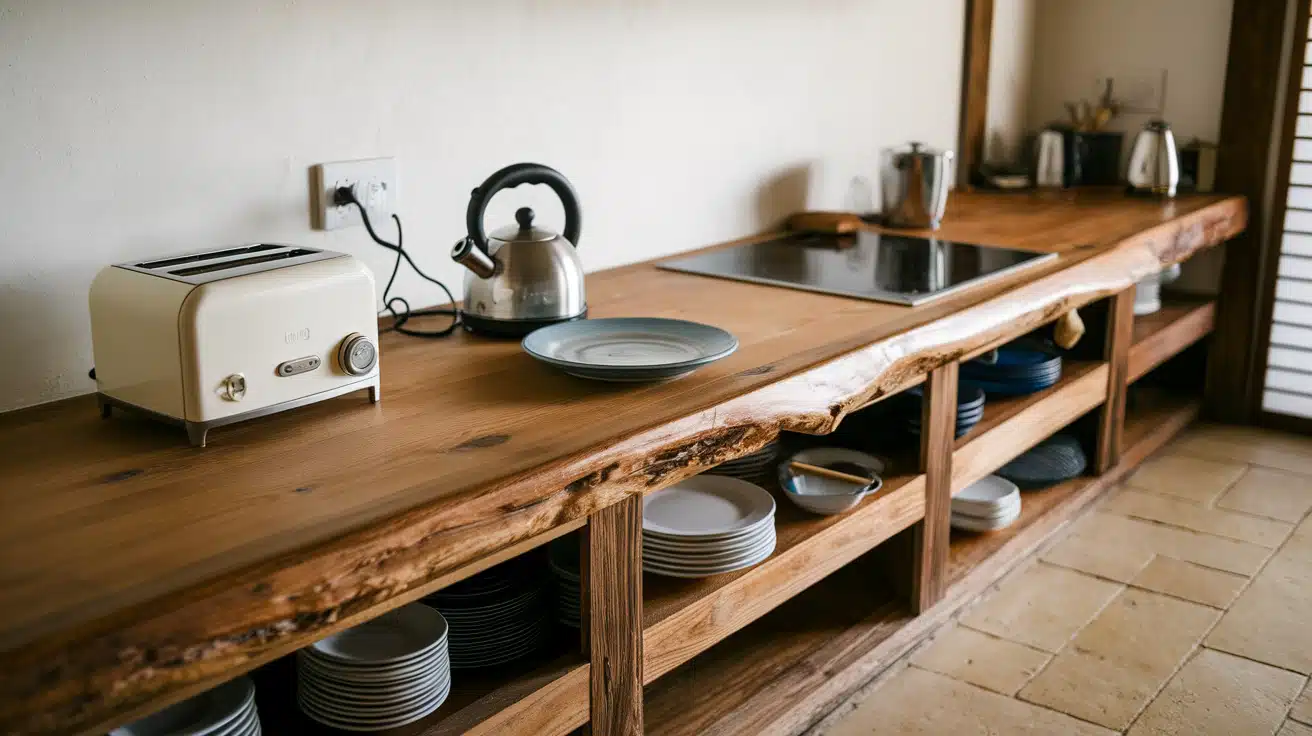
338,333,378,376
221,373,247,401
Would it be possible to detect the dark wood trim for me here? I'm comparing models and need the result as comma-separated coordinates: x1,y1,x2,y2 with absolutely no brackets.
1259,409,1312,435
912,362,958,613
956,0,994,189
1250,0,1312,423
1096,289,1135,471
1207,0,1307,422
585,497,643,736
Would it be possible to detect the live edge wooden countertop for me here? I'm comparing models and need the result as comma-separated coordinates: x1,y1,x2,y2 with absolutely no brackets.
0,190,1245,734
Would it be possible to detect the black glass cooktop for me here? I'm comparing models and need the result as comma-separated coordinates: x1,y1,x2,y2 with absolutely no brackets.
657,232,1057,306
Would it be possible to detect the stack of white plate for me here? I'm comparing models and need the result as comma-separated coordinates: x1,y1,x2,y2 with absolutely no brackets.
951,475,1022,532
112,676,260,736
425,556,550,669
706,439,781,483
643,475,777,578
297,603,450,731
548,535,582,629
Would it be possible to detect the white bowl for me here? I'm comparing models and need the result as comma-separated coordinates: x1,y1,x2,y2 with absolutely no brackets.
777,448,884,516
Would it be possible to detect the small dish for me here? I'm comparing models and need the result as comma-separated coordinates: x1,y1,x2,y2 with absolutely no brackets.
777,448,884,516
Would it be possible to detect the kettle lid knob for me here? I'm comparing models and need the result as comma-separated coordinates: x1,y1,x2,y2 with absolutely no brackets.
516,207,535,230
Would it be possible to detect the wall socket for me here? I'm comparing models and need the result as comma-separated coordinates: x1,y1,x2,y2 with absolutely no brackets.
311,157,398,231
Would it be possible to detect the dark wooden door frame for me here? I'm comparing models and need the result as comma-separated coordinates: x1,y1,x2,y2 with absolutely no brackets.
956,0,994,190
1208,0,1311,428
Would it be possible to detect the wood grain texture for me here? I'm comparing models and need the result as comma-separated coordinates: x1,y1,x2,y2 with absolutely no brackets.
1208,0,1306,421
951,362,1109,493
645,392,1202,736
1096,288,1136,472
1129,297,1217,383
642,472,924,684
956,0,994,189
0,191,1244,735
586,496,643,736
912,363,958,612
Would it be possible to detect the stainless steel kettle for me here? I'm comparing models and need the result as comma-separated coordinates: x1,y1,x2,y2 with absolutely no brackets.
1126,120,1179,198
451,163,587,336
881,142,954,230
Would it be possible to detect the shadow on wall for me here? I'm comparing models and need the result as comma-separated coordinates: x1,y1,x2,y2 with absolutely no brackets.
0,272,98,410
753,164,879,230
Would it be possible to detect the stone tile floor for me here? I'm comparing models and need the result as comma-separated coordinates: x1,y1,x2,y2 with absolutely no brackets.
816,423,1312,735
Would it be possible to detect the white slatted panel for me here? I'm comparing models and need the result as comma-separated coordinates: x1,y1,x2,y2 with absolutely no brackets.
1274,300,1312,326
1266,368,1312,393
1269,346,1312,371
1289,186,1312,208
1266,54,1312,419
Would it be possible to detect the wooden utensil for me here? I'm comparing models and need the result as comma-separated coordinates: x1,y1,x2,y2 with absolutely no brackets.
1053,308,1086,349
785,211,864,235
788,461,874,486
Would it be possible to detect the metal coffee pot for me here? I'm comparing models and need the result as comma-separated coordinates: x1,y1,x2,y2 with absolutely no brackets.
881,142,954,230
1126,120,1180,198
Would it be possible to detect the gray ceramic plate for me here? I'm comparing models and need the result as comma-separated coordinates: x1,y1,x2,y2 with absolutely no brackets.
522,318,738,381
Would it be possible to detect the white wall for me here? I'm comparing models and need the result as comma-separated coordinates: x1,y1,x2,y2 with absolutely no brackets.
0,0,967,412
1026,0,1235,293
984,0,1036,164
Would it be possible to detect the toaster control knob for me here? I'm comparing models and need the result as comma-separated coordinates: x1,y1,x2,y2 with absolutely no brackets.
339,333,378,376
221,373,247,402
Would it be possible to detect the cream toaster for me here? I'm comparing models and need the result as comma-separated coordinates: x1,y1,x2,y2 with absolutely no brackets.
89,244,380,446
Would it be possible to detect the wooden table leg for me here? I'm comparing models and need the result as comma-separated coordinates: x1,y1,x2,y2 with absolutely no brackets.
912,362,958,613
582,496,643,735
1096,287,1135,473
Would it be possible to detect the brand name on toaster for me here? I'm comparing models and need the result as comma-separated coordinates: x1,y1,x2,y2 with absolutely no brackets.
284,328,311,344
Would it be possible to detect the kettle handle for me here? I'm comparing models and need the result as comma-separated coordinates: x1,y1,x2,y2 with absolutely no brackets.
466,163,583,252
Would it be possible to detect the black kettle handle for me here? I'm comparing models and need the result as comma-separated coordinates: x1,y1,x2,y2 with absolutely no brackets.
466,163,582,253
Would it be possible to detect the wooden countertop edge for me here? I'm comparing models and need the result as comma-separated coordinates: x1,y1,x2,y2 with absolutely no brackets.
0,196,1246,735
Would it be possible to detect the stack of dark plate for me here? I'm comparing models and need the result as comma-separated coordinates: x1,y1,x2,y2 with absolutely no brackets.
961,344,1062,395
906,386,987,439
422,555,550,669
996,434,1088,489
706,439,781,483
547,536,581,629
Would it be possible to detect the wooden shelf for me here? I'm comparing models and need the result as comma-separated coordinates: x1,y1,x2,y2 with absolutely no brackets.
1128,296,1216,383
642,466,924,684
951,360,1109,493
643,390,1201,736
947,388,1200,592
251,641,589,736
645,556,920,736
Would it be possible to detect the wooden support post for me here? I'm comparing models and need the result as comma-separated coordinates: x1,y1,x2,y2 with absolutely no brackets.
1097,288,1136,473
912,362,958,613
582,496,643,736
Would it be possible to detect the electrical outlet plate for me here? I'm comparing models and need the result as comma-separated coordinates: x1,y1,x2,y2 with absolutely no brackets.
311,157,398,231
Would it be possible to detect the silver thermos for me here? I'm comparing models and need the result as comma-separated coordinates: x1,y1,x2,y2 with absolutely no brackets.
881,142,954,230
1126,120,1180,198
1034,129,1067,189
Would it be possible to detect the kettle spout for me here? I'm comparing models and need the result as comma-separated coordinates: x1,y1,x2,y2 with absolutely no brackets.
451,238,498,279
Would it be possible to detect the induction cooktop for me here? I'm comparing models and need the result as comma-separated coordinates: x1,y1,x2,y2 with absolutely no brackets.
657,232,1057,306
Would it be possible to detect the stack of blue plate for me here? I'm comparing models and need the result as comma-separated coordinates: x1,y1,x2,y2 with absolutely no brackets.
996,434,1088,490
961,345,1062,396
906,386,987,439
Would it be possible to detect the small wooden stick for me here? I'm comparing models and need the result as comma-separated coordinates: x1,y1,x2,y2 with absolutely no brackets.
788,461,874,485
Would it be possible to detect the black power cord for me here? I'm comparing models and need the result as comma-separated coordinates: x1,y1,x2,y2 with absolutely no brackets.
334,186,459,338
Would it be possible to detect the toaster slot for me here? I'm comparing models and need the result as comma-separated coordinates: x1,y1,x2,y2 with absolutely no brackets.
168,249,318,277
136,244,282,269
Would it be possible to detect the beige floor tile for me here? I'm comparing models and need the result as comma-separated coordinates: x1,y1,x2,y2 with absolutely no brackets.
822,666,1115,736
1042,511,1272,581
1126,648,1304,736
1019,588,1219,729
959,562,1122,653
1292,680,1312,725
1218,467,1312,523
1102,488,1293,547
1128,453,1248,504
1280,720,1312,736
1207,532,1312,674
909,624,1052,696
1131,555,1248,608
1172,425,1312,476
